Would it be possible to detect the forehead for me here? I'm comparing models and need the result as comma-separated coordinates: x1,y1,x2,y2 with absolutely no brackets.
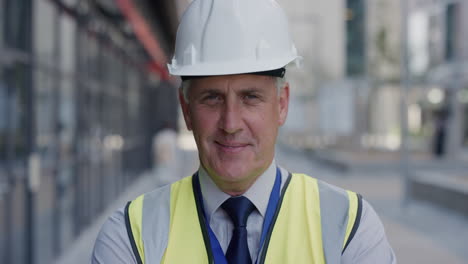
189,74,276,91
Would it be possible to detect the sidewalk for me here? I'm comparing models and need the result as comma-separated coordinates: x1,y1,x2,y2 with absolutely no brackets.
277,145,468,263
53,171,158,264
410,170,468,215
54,149,199,264
55,145,468,264
322,175,468,264
309,148,468,173
308,147,468,220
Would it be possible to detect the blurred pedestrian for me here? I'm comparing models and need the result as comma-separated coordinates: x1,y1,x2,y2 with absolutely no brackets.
433,108,449,158
152,122,180,187
92,0,396,263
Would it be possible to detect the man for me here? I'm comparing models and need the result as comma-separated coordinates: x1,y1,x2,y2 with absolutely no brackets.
92,0,396,263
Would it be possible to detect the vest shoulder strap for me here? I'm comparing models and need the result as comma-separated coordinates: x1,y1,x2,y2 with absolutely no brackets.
124,183,173,264
125,195,145,264
343,192,363,252
316,179,362,261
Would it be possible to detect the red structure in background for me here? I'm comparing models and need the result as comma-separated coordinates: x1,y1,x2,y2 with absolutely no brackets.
116,0,172,81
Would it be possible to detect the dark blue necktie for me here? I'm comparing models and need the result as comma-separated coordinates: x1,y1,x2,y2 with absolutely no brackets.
222,196,255,264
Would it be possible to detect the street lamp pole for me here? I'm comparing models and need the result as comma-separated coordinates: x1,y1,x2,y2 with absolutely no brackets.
400,0,411,208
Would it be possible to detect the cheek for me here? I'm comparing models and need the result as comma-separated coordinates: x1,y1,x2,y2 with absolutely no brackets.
191,109,218,134
262,103,281,125
249,112,278,138
256,106,281,140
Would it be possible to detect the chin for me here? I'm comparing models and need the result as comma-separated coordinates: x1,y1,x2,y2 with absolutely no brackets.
216,165,245,179
225,161,263,179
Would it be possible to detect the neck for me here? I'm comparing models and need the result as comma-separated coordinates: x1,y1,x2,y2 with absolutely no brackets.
216,178,257,196
202,164,271,196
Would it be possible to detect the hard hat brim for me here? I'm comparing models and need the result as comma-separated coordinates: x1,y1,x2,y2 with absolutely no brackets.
167,55,301,77
180,68,287,81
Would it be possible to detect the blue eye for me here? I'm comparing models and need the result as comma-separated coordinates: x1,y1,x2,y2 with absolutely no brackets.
205,95,218,100
243,93,261,101
245,94,256,99
202,94,223,104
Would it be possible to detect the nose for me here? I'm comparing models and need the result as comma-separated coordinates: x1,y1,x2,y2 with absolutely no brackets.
219,98,243,135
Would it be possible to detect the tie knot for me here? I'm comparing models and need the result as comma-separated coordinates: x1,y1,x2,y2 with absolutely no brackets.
222,196,255,228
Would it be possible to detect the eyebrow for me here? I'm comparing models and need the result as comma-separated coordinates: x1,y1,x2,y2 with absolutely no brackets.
240,87,262,92
195,84,267,98
198,89,222,95
199,86,262,93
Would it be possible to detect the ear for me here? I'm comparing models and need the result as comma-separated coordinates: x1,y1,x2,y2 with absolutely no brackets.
278,82,289,126
179,89,193,131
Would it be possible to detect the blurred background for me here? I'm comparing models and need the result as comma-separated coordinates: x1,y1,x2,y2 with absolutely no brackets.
0,0,467,263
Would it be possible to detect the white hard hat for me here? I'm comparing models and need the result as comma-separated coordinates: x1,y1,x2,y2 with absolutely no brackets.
167,0,301,77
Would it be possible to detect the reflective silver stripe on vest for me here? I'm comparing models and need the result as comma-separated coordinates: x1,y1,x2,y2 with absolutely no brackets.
141,184,172,264
318,180,350,264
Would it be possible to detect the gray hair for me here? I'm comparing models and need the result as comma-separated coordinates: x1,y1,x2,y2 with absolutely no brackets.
180,76,287,102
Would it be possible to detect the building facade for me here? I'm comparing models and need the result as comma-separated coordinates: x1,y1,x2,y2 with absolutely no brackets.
0,0,178,263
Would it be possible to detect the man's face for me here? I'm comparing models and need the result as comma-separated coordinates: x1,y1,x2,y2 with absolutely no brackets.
180,74,289,193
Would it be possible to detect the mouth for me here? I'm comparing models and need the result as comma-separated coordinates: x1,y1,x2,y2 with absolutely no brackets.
215,141,250,153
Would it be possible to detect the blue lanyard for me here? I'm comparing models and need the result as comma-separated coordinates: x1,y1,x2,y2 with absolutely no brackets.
193,167,282,264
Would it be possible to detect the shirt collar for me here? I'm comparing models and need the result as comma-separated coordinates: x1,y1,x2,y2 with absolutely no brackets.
198,160,277,222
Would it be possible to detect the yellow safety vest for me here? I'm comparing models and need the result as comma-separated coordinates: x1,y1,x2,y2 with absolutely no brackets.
125,173,362,264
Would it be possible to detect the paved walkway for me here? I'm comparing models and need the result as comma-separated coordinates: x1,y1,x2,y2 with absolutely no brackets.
54,145,468,264
54,150,199,264
53,171,156,264
277,144,468,264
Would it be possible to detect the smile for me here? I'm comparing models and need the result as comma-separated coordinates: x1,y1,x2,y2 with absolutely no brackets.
215,141,249,153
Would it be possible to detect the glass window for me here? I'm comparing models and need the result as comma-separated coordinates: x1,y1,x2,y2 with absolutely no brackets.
0,0,4,45
0,80,7,161
1,64,30,161
445,3,458,61
1,0,5,161
86,31,100,81
33,0,56,165
1,0,32,162
346,0,365,76
58,14,77,155
463,105,468,147
4,0,31,50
